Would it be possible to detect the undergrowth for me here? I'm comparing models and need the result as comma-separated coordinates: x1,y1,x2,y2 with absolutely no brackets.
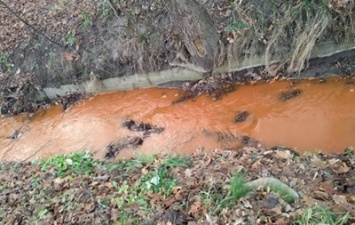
223,0,354,74
37,151,101,177
110,155,192,223
226,172,251,204
294,205,350,225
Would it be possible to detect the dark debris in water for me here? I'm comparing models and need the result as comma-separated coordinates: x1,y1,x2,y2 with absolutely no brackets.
172,92,195,105
123,119,164,136
106,120,165,159
235,111,250,122
173,74,236,104
55,92,89,111
105,136,143,159
215,131,260,149
279,89,302,101
8,129,20,139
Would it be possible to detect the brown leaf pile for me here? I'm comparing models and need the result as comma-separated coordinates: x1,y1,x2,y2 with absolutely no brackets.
0,146,354,224
0,0,97,52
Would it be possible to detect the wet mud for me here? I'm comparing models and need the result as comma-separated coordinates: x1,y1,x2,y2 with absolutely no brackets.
0,77,354,161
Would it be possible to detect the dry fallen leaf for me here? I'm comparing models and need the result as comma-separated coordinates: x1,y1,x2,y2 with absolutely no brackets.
328,159,350,174
64,52,74,61
185,168,192,177
313,190,330,201
275,150,292,159
188,201,202,216
333,194,348,205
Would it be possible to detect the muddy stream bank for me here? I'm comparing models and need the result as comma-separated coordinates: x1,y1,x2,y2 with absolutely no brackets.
0,77,354,161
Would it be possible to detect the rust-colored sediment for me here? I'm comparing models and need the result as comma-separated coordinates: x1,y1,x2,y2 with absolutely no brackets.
1,77,354,161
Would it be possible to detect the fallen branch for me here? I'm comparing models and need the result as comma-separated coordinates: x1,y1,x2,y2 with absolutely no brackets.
246,177,299,201
105,0,121,19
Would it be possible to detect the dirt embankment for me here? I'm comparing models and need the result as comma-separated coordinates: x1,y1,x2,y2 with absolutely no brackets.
1,0,355,115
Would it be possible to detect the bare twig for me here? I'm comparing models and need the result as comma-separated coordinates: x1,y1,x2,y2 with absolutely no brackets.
17,140,51,164
105,0,121,19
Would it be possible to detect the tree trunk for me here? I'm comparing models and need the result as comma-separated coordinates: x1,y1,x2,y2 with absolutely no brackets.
164,0,220,72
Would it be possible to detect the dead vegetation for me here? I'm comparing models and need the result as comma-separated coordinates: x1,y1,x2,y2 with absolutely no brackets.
221,0,355,75
1,147,354,224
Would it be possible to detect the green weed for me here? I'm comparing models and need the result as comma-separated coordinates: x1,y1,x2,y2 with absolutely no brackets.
199,185,226,212
106,158,145,173
141,167,177,196
0,53,9,65
101,0,124,17
38,152,101,177
161,155,192,168
136,32,146,43
80,11,91,28
293,206,349,225
112,180,149,210
0,53,14,73
31,177,43,187
139,155,191,196
30,62,39,72
111,155,191,222
117,212,140,225
227,172,251,203
63,30,76,47
0,183,7,192
225,20,246,32
199,172,251,210
136,153,157,165
140,155,191,195
303,151,313,158
344,147,354,156
37,208,48,219
128,7,139,24
101,2,111,16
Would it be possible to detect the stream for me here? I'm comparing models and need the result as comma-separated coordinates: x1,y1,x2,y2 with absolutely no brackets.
0,77,354,161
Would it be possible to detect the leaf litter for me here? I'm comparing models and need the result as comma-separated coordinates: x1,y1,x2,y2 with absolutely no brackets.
0,146,354,224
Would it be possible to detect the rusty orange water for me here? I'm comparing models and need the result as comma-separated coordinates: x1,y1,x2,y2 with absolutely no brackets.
1,77,355,161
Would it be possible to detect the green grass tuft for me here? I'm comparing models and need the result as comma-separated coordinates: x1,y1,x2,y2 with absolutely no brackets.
293,205,349,225
228,172,251,202
38,151,101,177
161,155,192,168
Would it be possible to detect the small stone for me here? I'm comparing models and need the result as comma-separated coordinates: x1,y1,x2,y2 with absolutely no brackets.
65,158,73,165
